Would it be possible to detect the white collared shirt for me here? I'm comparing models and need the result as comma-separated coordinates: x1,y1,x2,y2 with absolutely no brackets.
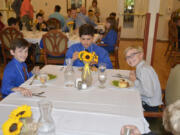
134,60,163,106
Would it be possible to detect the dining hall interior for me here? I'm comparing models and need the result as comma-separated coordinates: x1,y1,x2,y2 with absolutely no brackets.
0,0,180,134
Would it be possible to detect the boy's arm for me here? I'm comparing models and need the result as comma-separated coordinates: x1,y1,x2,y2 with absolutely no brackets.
134,69,154,97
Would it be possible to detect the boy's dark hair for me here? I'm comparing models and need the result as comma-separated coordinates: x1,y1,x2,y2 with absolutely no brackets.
0,12,2,16
67,8,71,13
110,12,116,17
71,7,77,11
36,13,43,19
79,24,94,37
7,17,18,26
10,38,29,51
88,9,93,12
55,5,61,12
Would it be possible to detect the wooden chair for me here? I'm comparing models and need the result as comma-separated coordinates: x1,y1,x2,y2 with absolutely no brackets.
0,27,23,65
42,29,68,65
166,22,180,66
46,18,61,30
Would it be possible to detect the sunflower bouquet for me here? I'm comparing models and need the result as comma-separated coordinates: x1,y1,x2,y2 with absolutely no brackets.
2,105,38,135
78,51,98,87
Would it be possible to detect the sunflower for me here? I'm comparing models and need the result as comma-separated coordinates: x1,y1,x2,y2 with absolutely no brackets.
82,52,93,63
78,51,86,61
67,21,74,26
2,118,23,135
9,105,32,119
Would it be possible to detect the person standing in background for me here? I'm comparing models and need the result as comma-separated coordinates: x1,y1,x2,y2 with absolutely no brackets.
20,0,34,30
49,5,65,28
11,0,23,18
89,0,100,23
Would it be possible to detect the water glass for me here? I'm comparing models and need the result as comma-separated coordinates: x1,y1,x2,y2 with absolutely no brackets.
98,63,106,72
98,71,107,88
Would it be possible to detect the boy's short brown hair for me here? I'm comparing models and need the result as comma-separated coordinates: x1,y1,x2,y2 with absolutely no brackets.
124,45,143,57
10,38,29,51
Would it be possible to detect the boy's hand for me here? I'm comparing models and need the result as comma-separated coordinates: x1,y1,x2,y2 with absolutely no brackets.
129,70,136,82
32,66,40,75
72,51,79,61
12,87,32,97
120,125,141,135
19,87,32,97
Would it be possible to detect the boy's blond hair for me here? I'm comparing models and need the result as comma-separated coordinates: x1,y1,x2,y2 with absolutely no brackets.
124,46,143,57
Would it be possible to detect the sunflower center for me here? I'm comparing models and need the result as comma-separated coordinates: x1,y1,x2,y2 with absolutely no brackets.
9,123,17,132
85,55,90,59
16,111,25,117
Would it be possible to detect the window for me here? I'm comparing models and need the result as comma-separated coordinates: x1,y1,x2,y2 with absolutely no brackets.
123,0,135,28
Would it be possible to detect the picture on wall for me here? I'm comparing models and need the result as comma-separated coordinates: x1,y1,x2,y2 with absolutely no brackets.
67,0,86,9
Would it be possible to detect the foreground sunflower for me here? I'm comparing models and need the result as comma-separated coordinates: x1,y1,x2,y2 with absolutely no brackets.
2,118,23,135
82,52,93,63
10,105,32,119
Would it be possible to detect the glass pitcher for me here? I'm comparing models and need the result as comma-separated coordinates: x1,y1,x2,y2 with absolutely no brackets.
37,100,55,135
64,58,75,87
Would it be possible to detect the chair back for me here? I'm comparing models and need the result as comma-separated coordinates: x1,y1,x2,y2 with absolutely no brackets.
165,64,180,106
47,18,61,30
0,27,23,65
114,26,121,69
42,29,68,64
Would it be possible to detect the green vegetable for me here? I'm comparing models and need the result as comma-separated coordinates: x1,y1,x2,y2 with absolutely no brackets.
112,80,119,87
48,74,56,80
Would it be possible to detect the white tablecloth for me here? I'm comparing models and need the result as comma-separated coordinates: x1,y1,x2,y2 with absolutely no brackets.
0,65,150,135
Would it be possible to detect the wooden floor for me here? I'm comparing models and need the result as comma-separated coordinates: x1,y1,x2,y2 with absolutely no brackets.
0,40,171,90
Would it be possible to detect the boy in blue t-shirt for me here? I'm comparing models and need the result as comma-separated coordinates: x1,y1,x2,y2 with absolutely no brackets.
1,38,39,98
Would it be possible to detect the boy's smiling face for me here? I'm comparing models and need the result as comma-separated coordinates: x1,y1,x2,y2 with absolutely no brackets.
125,49,143,67
10,47,28,63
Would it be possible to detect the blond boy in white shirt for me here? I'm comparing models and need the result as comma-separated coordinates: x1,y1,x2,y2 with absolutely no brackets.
124,46,162,111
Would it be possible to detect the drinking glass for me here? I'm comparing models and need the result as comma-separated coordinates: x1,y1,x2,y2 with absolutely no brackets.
39,73,48,88
98,63,106,72
98,71,107,88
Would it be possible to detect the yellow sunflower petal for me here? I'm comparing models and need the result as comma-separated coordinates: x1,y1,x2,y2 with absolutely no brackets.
9,105,32,119
78,51,86,61
2,118,23,135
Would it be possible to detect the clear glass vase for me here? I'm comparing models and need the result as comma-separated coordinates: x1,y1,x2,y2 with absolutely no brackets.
81,63,92,87
38,100,55,135
64,59,75,87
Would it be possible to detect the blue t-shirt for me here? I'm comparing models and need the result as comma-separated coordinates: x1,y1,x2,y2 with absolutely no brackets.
1,58,33,97
65,43,113,69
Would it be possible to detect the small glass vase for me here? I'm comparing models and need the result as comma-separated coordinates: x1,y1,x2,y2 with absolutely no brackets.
37,100,55,135
81,63,92,87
